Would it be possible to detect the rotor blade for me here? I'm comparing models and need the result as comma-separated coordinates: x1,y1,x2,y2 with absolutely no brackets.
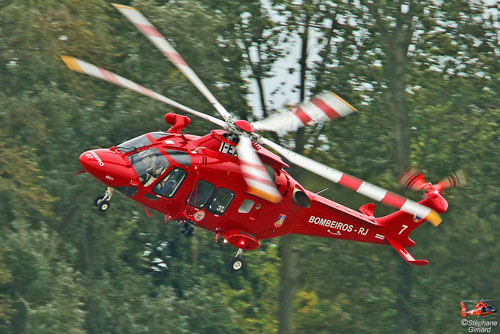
259,137,441,226
61,56,226,129
112,4,233,123
398,168,428,191
237,136,282,203
437,170,466,190
252,91,357,133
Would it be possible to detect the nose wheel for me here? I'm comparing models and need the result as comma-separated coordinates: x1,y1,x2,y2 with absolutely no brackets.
230,249,245,272
94,187,113,212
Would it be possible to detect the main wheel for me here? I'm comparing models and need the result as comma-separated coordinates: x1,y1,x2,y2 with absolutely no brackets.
180,223,194,237
230,256,245,272
184,227,194,238
94,195,105,207
97,200,110,212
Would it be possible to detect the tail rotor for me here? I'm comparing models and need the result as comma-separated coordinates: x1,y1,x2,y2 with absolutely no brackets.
398,169,466,195
436,170,467,192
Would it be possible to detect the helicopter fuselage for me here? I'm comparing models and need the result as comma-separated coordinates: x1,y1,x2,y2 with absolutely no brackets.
79,120,447,256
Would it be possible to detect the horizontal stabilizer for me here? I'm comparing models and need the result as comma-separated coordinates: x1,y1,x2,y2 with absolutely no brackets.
386,237,429,266
359,203,376,216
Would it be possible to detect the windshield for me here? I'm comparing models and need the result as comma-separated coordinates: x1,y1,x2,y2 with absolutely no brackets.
128,148,170,186
149,132,169,139
117,134,152,153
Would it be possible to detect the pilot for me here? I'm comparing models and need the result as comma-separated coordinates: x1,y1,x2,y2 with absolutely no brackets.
141,152,165,187
144,162,166,187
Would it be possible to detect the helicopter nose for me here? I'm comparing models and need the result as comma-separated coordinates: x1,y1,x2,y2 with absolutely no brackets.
79,150,107,173
79,149,134,185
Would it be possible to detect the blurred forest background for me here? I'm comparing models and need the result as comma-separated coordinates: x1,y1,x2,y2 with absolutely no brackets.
0,0,499,333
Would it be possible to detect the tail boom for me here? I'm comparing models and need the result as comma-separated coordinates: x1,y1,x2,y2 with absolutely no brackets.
287,191,448,266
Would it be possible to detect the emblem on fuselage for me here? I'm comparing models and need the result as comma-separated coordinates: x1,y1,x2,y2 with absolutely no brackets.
194,211,205,222
274,214,286,228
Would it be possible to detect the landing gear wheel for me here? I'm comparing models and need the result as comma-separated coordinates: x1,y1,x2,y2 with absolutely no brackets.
230,256,245,272
179,223,195,238
94,188,114,212
94,195,105,207
184,226,194,238
97,200,110,212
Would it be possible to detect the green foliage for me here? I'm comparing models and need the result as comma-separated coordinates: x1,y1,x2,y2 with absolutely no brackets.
0,0,498,333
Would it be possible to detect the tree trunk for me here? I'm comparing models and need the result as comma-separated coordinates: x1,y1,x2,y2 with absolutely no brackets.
278,7,310,333
278,234,298,334
387,41,410,174
384,12,420,334
81,221,98,334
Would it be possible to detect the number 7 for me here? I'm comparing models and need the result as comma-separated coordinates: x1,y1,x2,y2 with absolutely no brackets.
399,225,408,235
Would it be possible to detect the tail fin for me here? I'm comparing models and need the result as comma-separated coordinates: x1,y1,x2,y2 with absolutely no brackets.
386,237,428,266
375,210,424,248
461,302,467,317
375,193,448,248
373,193,448,265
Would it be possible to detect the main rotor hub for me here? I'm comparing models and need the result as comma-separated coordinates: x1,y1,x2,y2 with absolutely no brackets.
234,120,253,133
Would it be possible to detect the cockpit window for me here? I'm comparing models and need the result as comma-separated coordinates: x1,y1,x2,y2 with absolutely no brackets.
117,134,152,153
207,188,234,215
149,132,169,139
128,148,170,186
154,168,186,198
187,180,215,209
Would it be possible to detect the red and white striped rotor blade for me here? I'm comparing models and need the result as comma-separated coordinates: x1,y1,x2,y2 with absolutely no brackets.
237,136,282,204
61,56,226,129
252,91,357,133
259,137,441,226
112,4,232,123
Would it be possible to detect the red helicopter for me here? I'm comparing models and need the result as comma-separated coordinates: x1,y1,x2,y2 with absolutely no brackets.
461,300,498,317
62,4,465,271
